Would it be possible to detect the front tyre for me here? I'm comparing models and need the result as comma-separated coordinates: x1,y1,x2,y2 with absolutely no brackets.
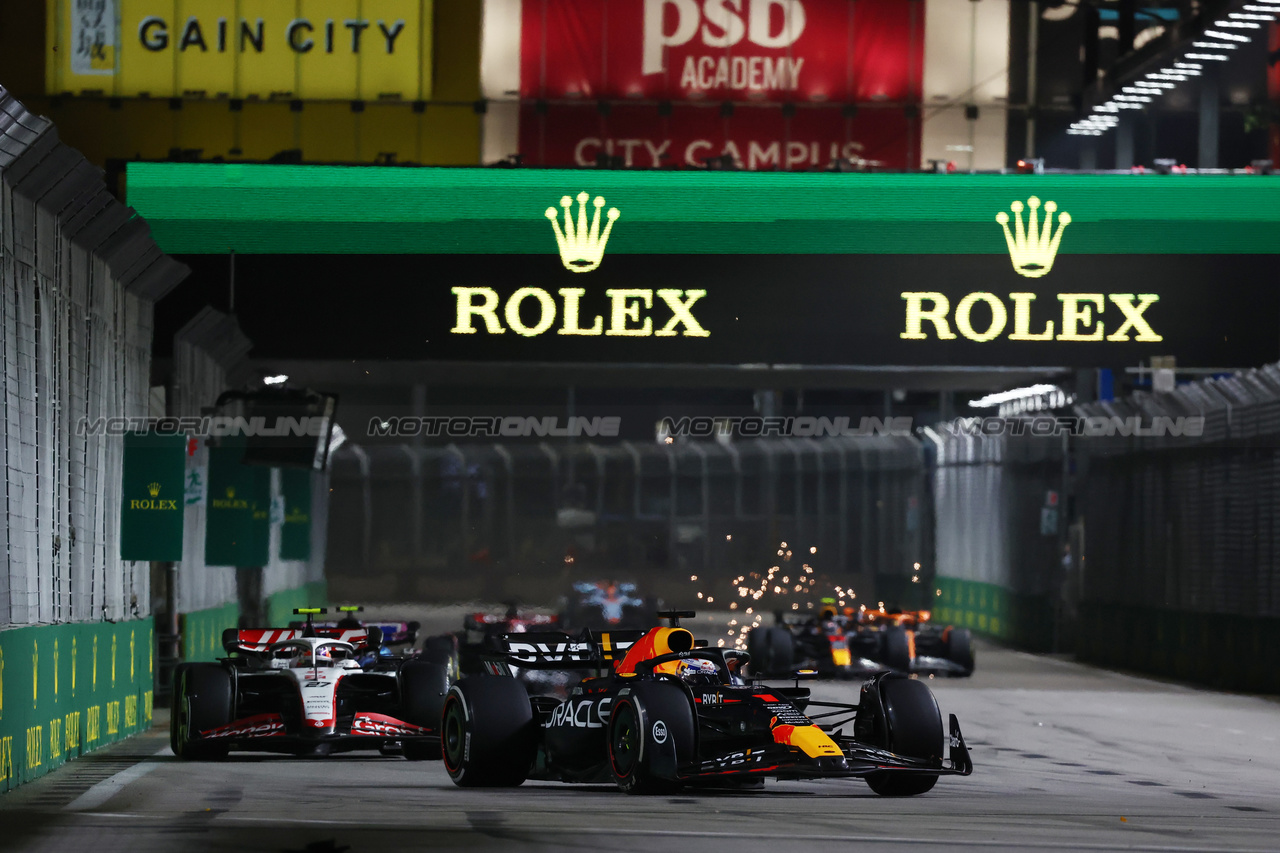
441,677,536,786
864,675,943,796
608,681,695,794
172,664,233,760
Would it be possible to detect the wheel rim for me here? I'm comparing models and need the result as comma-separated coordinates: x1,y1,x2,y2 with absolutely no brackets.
442,700,466,772
610,702,638,778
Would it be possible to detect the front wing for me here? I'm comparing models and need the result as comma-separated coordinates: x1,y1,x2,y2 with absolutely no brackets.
194,711,440,755
661,714,973,783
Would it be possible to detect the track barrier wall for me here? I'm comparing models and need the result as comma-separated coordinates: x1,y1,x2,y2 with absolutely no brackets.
0,618,154,792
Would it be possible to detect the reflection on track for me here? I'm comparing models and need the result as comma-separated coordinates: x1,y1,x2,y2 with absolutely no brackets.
3,634,1279,853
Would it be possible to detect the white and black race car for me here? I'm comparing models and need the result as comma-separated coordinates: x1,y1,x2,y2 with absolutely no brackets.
170,609,450,759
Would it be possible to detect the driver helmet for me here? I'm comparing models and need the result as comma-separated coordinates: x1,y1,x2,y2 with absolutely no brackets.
676,657,719,685
294,644,334,667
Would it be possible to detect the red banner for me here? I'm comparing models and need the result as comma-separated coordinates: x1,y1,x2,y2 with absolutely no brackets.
518,102,918,170
520,0,924,104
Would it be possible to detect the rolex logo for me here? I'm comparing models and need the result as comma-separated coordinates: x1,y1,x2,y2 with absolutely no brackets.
226,487,235,499
545,192,620,273
995,196,1071,279
147,482,161,497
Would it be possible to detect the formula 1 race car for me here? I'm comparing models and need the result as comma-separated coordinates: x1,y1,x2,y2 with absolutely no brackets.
748,605,974,679
851,608,975,677
441,612,972,795
170,609,450,760
290,605,460,676
456,604,578,696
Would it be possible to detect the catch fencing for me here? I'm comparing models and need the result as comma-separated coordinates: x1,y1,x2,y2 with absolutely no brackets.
932,362,1280,689
0,85,187,628
326,436,929,606
1072,364,1280,690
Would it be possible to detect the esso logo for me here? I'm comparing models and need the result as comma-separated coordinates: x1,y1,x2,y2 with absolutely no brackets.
643,0,807,74
652,720,669,744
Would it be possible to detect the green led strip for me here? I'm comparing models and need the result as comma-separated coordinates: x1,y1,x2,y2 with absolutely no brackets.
126,163,1280,255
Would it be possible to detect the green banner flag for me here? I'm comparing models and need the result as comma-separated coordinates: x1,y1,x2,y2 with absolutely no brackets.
120,432,185,561
279,468,312,561
205,445,270,566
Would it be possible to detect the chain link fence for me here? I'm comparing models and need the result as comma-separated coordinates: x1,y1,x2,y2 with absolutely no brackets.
326,436,928,606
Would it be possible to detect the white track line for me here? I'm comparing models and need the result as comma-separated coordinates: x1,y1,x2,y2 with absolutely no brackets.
63,746,171,812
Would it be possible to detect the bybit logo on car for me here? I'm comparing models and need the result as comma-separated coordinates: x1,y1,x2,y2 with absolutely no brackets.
451,192,709,338
901,198,1161,343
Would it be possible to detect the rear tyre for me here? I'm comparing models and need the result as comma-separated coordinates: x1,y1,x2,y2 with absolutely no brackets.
441,677,536,786
172,664,233,760
864,675,943,796
608,681,695,794
946,628,975,676
422,635,460,681
879,627,912,673
401,661,450,760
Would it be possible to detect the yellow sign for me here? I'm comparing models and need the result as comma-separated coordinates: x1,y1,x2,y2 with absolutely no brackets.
452,288,710,338
48,0,435,101
900,292,1162,343
996,196,1071,279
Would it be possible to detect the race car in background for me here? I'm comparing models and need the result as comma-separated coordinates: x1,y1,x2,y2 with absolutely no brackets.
456,604,578,696
851,608,974,677
292,605,461,676
442,611,972,795
559,581,660,630
170,609,450,760
747,603,974,679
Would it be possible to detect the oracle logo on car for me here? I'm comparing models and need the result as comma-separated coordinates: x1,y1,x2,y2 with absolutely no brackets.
643,0,806,78
546,697,613,729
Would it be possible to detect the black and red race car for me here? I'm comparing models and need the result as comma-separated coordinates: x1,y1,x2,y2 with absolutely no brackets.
170,609,450,759
749,605,975,679
441,612,972,795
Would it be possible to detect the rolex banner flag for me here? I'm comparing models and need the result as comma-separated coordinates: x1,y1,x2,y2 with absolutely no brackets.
279,468,312,561
121,432,186,561
205,445,271,567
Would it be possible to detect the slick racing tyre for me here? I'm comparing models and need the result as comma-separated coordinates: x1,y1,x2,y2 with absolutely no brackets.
748,626,793,676
946,628,975,676
401,661,450,760
422,635,461,681
879,627,912,673
172,664,233,760
864,675,943,796
442,677,536,786
608,681,695,794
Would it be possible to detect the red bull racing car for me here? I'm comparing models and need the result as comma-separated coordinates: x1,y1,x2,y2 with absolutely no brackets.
170,609,450,759
442,611,972,795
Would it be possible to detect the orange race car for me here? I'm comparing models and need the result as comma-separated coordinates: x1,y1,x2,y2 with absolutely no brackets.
850,607,975,677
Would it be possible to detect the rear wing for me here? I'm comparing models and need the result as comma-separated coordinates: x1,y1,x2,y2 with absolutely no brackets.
222,627,377,655
484,629,645,670
287,620,420,647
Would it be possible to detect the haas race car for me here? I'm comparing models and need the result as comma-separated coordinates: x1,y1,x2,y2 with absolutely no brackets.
170,608,450,759
442,612,972,795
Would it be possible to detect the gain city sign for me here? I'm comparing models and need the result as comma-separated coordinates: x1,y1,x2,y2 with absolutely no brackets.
126,165,1280,368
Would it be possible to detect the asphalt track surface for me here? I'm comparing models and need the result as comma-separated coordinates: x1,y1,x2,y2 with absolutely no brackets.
4,611,1279,853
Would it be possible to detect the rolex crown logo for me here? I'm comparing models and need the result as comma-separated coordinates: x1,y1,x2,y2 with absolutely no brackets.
545,191,620,273
995,196,1071,278
147,482,161,497
226,487,235,499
